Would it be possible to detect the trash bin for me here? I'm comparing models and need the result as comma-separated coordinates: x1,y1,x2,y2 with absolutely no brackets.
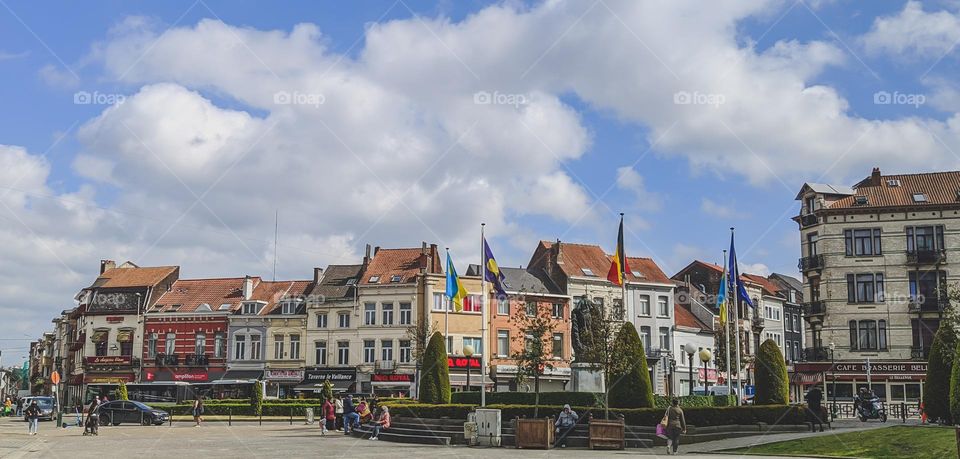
305,408,315,425
464,421,478,446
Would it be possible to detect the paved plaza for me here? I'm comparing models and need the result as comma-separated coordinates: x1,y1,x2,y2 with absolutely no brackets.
0,417,902,459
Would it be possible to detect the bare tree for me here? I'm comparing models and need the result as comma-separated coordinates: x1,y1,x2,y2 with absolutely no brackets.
511,301,565,417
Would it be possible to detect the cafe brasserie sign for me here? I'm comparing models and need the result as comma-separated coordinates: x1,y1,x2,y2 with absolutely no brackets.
833,362,927,374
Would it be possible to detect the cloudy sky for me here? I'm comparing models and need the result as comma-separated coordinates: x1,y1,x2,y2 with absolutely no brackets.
2,0,960,359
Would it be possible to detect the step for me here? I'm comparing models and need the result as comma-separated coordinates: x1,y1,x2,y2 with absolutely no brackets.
348,426,452,446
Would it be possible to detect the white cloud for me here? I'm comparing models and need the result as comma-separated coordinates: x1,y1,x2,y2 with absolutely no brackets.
862,1,960,59
739,262,771,277
700,197,746,219
616,166,663,212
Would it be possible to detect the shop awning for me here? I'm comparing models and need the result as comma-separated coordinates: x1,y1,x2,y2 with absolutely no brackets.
218,370,263,381
116,330,134,342
790,372,824,385
91,330,108,342
449,374,494,387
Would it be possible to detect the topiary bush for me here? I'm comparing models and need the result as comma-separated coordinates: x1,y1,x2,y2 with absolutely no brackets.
950,341,960,423
117,382,129,401
754,339,788,405
607,322,655,408
251,380,264,416
418,332,451,404
925,322,956,424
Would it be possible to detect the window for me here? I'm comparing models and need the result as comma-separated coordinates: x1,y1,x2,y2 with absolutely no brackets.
639,326,652,352
234,335,246,360
368,275,380,283
497,298,509,315
290,334,300,360
497,330,509,357
432,293,449,311
242,302,261,315
807,233,818,257
219,303,232,311
552,303,564,319
381,339,393,361
805,196,816,214
363,340,376,363
463,295,482,312
120,336,133,356
390,274,402,283
581,268,596,276
338,312,350,328
659,327,670,350
447,336,454,354
316,313,328,328
195,333,206,355
849,319,887,350
909,270,947,302
399,340,411,363
274,335,285,360
525,301,536,317
657,296,669,317
594,297,604,309
844,228,882,256
250,334,262,360
314,341,327,365
846,273,884,303
165,332,176,355
912,193,928,202
337,341,349,365
94,333,108,356
364,303,376,325
147,333,158,358
907,225,945,252
638,295,650,316
552,333,563,359
382,303,394,325
463,337,482,356
399,302,412,325
214,332,225,358
281,301,297,315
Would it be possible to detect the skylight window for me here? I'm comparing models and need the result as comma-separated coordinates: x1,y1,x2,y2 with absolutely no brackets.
631,270,644,278
167,304,181,312
219,303,232,310
886,179,900,187
368,275,381,283
912,193,928,203
196,303,212,312
346,278,357,286
390,274,402,283
581,268,596,277
854,196,868,206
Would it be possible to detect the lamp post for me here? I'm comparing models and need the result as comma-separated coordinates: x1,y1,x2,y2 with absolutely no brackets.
700,348,713,391
829,341,836,421
684,343,696,395
464,345,474,392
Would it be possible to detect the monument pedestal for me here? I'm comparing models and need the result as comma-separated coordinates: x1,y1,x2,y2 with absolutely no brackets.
571,362,605,393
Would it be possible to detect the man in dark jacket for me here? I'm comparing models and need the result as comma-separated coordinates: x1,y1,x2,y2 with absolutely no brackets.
342,395,360,434
805,387,825,432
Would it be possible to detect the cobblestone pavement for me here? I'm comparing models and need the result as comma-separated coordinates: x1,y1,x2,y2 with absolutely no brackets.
0,417,830,459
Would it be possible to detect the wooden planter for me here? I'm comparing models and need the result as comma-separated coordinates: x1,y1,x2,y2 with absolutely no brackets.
515,418,554,449
589,418,625,450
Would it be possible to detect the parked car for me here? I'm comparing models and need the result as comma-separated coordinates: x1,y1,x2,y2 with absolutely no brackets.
95,400,169,426
21,396,57,421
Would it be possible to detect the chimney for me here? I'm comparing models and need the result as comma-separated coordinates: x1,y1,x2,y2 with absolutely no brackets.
870,167,882,186
363,244,372,265
419,242,428,272
430,244,439,272
243,275,254,300
374,246,381,256
313,268,324,284
100,260,116,274
555,240,564,265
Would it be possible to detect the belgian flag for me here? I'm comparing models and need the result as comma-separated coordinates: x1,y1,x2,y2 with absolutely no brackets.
607,214,630,286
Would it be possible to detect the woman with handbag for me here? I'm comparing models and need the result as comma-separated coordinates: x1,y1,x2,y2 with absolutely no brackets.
663,398,686,455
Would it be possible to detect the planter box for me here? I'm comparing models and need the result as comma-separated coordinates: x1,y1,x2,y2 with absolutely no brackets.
589,418,625,450
515,418,553,449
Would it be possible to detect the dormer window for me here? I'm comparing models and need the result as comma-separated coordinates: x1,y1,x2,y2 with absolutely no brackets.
886,179,901,187
167,304,181,313
242,302,261,315
390,274,402,283
581,268,596,277
346,278,357,286
281,302,297,315
368,275,381,283
854,196,868,206
912,193,928,203
631,270,644,278
196,303,212,312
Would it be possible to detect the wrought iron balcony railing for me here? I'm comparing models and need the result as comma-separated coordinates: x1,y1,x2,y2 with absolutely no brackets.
906,249,946,265
798,254,824,272
803,300,825,316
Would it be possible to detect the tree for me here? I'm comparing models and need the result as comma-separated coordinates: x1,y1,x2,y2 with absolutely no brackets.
321,380,334,402
117,381,129,401
406,320,438,367
714,319,745,382
925,321,956,424
950,341,960,423
251,380,264,416
607,322,655,408
511,300,565,417
418,332,451,404
754,339,789,405
571,297,632,417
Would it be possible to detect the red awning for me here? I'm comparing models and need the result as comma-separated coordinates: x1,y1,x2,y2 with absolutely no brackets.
790,372,823,385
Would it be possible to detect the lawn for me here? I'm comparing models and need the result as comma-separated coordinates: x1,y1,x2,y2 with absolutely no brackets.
727,425,956,458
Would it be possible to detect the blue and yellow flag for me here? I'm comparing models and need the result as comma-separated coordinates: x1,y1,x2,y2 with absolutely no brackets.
483,237,508,295
446,252,468,312
728,232,754,308
717,262,728,325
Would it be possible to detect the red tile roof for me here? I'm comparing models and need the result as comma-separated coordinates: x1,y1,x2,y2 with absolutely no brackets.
360,247,441,285
252,280,313,314
674,304,710,330
151,278,250,313
742,274,782,297
93,265,179,288
828,169,960,210
537,241,672,284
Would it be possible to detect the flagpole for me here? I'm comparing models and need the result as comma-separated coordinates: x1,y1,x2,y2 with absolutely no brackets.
722,249,732,397
445,247,450,348
730,228,743,406
620,214,627,322
480,223,487,407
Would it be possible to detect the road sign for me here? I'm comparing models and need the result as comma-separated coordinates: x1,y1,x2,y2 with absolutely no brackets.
50,370,60,385
744,384,755,396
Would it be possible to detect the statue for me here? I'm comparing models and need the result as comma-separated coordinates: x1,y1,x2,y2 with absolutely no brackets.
571,296,602,362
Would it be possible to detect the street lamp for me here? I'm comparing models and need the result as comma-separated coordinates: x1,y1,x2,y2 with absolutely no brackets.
684,343,696,395
829,341,836,421
699,348,713,391
463,345,474,393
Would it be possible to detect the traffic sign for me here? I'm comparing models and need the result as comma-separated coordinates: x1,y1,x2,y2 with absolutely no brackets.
50,370,60,385
744,384,755,396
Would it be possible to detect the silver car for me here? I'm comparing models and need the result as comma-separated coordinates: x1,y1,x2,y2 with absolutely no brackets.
22,396,57,421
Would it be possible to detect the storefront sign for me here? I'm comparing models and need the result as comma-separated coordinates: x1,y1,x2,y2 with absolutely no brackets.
84,374,134,384
494,364,572,377
303,368,356,383
832,362,927,374
448,356,482,370
265,369,304,381
371,373,413,383
85,356,132,366
698,368,718,381
172,371,209,382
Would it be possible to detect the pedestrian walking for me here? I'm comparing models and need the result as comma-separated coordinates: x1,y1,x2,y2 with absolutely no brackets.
804,387,825,432
334,396,344,431
25,401,40,435
321,397,335,434
368,406,390,441
192,397,205,427
342,395,360,434
15,397,23,417
3,397,11,417
662,398,686,455
84,397,100,436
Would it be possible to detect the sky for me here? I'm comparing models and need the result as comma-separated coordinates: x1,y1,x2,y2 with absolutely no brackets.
3,0,960,361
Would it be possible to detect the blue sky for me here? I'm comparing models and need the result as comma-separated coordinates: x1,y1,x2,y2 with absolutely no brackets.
3,0,960,352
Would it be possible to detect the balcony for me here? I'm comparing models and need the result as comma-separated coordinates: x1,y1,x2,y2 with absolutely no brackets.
798,254,824,273
908,297,949,313
910,346,930,360
375,360,395,371
799,213,819,228
156,353,179,366
801,347,831,362
184,354,209,367
803,300,825,317
907,249,946,265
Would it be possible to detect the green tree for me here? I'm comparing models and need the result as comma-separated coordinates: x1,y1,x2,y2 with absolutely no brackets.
511,301,565,417
321,380,334,402
607,322,655,408
714,319,745,380
117,381,129,401
754,339,789,405
251,380,264,416
950,341,960,423
418,332,451,404
925,322,956,424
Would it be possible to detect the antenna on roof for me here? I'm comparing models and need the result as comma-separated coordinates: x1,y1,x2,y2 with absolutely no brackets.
273,210,279,282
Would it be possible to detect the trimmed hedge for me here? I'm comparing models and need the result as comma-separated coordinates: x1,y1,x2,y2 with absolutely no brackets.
450,392,733,408
608,322,655,408
755,339,789,405
926,323,956,424
951,340,960,423
419,332,451,404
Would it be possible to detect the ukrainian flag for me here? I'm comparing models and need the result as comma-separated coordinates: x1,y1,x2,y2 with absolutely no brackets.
717,264,728,325
446,252,468,312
